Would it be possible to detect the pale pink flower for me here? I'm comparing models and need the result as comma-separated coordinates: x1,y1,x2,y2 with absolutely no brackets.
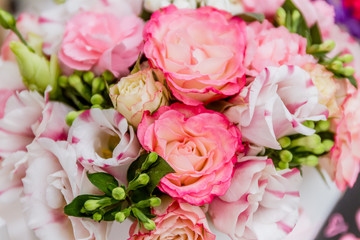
242,0,284,17
225,65,328,149
144,5,247,106
0,90,71,157
323,91,360,191
59,11,144,77
137,103,243,205
68,108,141,184
109,67,169,127
0,60,24,91
0,87,71,201
129,197,215,240
244,20,315,77
209,156,302,240
22,138,110,240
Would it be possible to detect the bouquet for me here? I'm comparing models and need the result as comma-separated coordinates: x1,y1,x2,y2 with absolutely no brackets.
0,0,359,239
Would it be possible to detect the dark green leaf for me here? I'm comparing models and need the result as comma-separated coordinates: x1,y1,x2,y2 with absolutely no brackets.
310,23,322,45
347,76,358,89
64,194,98,218
131,187,150,203
102,204,123,221
236,12,264,23
87,172,119,196
145,156,175,193
281,0,310,38
127,154,147,182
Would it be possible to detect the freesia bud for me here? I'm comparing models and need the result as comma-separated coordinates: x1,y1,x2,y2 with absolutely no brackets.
275,8,286,26
93,212,102,221
339,54,354,63
84,200,101,211
143,220,156,231
102,70,115,83
58,75,68,88
65,110,84,126
315,120,330,132
304,155,318,166
323,139,334,152
319,40,335,52
112,187,126,201
341,66,355,77
135,197,161,208
127,173,150,191
278,161,289,170
330,60,343,71
83,71,95,84
278,137,291,149
279,150,293,163
0,9,16,29
90,94,104,106
10,41,60,98
115,208,131,223
141,152,158,171
92,77,105,94
69,74,91,101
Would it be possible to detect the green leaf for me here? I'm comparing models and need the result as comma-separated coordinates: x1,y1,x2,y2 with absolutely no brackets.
310,23,322,45
347,75,358,89
236,12,264,23
102,204,123,221
87,172,119,196
281,0,310,38
64,194,98,218
127,153,175,193
145,156,175,193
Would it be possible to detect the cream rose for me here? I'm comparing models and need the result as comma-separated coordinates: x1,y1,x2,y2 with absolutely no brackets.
109,68,169,127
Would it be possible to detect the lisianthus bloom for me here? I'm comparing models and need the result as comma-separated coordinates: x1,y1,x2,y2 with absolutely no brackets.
129,197,215,240
322,91,360,191
303,63,346,118
209,156,302,240
59,11,144,77
68,108,141,183
0,89,70,157
242,0,284,16
244,20,315,77
225,65,328,149
137,103,243,205
22,138,110,239
144,5,246,106
109,67,169,127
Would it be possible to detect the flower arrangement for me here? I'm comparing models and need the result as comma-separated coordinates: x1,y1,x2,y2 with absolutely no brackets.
0,0,359,239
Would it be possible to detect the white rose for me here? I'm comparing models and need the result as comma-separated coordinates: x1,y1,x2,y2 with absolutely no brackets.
109,68,169,127
144,0,172,12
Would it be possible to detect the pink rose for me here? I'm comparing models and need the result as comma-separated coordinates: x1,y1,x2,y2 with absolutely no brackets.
209,156,302,240
59,11,144,77
22,138,110,239
137,103,243,205
244,20,315,77
326,91,360,191
68,108,141,183
144,5,246,106
129,197,215,240
225,65,328,149
243,0,284,17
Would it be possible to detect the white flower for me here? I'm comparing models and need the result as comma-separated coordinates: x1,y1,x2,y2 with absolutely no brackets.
225,65,328,149
22,138,110,240
201,0,244,15
68,108,142,183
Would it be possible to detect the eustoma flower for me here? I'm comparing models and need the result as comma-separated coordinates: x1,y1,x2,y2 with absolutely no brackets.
209,156,302,240
22,138,110,239
137,103,243,205
109,67,169,128
68,108,141,183
244,20,315,77
144,5,246,106
225,65,328,149
59,11,144,77
129,197,215,239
